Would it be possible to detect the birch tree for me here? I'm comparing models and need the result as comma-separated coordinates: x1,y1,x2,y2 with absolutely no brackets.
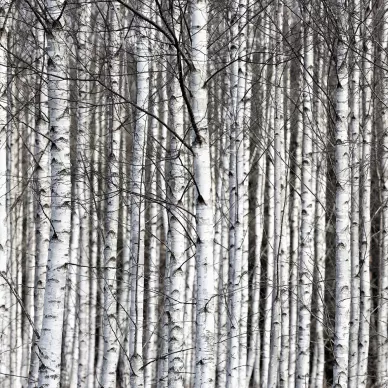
348,0,361,384
130,2,150,386
296,2,316,386
37,0,71,385
0,2,9,384
333,1,351,386
379,0,388,384
357,2,372,385
191,1,216,386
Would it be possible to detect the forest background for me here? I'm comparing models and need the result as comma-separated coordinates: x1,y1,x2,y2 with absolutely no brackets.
0,0,384,388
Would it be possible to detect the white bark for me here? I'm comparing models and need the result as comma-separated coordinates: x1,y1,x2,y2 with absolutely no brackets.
226,6,238,387
349,0,361,383
269,2,286,386
22,101,36,383
144,22,159,386
216,28,230,388
332,1,351,385
157,46,169,388
100,4,122,387
311,18,326,387
61,15,80,385
37,1,71,385
130,3,150,386
379,0,388,384
296,4,316,386
357,3,372,386
0,3,8,381
191,1,216,387
261,12,274,387
238,2,249,386
289,7,303,386
28,23,51,388
166,6,186,384
87,103,99,388
77,2,91,386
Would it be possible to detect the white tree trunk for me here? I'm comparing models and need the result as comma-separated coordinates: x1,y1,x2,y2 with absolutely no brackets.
191,1,216,387
37,0,71,385
349,0,361,383
378,0,388,384
238,2,249,386
289,7,303,385
226,4,241,386
269,2,286,386
0,5,9,384
100,4,122,387
296,4,316,386
332,1,351,385
357,2,372,386
130,3,150,386
28,22,51,388
311,18,326,387
166,6,186,384
144,19,160,385
216,28,230,388
76,1,91,386
261,12,274,387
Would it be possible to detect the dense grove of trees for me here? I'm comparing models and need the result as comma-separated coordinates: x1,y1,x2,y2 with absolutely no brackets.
2,0,388,387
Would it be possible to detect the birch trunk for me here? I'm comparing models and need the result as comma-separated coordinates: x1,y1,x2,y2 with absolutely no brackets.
216,25,230,388
226,3,241,385
261,12,274,386
166,5,186,384
191,1,216,386
311,17,326,386
37,0,71,385
357,2,372,386
238,2,249,385
349,0,361,383
130,3,150,386
289,7,303,385
0,4,9,384
296,4,316,386
332,1,351,385
144,20,159,386
157,45,169,388
100,4,122,386
28,22,51,388
379,0,388,384
269,2,285,386
76,1,91,386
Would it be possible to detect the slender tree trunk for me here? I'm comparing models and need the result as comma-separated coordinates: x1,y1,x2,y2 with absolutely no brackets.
378,1,388,384
0,4,9,384
261,12,275,386
349,0,361,384
227,3,241,385
76,2,91,386
191,1,216,387
296,4,316,386
37,0,71,385
28,23,50,388
357,2,372,386
332,1,351,386
100,4,122,386
289,7,303,385
311,17,326,386
216,25,230,388
166,4,186,385
269,2,286,386
144,19,160,386
130,3,150,386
